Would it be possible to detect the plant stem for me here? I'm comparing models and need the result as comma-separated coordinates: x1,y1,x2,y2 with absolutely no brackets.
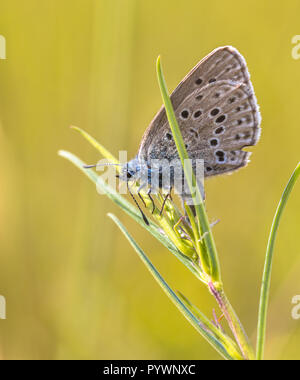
109,213,238,360
209,281,255,360
256,162,300,360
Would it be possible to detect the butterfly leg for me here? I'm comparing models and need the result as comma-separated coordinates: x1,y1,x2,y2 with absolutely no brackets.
159,192,171,216
147,188,156,214
137,192,146,208
136,184,156,215
168,187,173,201
137,183,147,207
127,182,149,226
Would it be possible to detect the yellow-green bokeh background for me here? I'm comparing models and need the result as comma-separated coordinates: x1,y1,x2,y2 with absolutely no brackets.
0,0,300,360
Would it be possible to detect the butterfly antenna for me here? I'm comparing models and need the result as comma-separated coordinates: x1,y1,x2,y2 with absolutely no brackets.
83,163,122,169
127,182,149,226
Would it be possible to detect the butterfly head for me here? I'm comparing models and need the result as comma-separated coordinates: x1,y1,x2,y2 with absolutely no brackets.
117,156,142,183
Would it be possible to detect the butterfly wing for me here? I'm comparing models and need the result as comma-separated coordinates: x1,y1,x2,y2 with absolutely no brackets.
138,46,261,177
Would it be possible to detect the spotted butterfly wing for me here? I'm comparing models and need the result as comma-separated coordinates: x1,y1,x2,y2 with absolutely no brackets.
138,46,261,177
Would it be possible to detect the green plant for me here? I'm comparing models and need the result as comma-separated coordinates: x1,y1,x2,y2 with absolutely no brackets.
59,57,300,360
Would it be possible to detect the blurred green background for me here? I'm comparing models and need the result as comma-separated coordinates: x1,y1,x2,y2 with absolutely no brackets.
0,0,299,360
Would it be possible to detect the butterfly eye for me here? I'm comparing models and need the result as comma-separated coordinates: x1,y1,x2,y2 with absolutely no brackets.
127,171,133,179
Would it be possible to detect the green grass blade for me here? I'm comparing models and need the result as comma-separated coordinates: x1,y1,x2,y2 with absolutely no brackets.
108,213,238,360
156,56,221,283
58,149,203,281
70,126,119,165
256,162,300,360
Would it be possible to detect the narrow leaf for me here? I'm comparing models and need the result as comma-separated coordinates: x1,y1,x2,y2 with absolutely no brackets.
256,162,300,360
70,126,119,166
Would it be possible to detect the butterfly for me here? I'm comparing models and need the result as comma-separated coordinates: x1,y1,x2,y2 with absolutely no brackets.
119,46,260,206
